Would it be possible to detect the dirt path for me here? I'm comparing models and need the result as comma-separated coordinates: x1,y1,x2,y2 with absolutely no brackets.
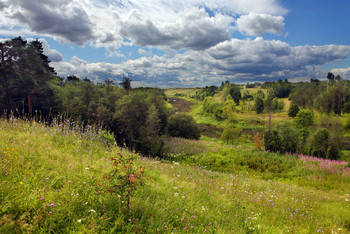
169,97,222,138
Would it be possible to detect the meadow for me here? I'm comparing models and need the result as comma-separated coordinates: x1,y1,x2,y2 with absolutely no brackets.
1,118,350,233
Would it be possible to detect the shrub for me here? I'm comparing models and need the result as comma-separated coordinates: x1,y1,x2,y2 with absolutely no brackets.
288,104,300,117
100,129,116,147
275,122,300,153
310,128,330,158
343,102,350,113
294,109,314,128
167,113,200,139
264,130,283,152
254,97,264,114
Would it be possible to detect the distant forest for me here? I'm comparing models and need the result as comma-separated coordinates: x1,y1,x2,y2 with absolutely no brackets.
2,37,350,159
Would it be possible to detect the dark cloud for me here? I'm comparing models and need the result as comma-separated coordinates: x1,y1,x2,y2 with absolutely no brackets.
204,39,350,76
0,1,6,10
7,0,95,45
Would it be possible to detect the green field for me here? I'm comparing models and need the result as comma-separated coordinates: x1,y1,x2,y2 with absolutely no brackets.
1,119,349,233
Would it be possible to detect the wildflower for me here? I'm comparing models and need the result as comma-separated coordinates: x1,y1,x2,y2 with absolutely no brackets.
202,206,205,211
57,209,60,212
77,219,81,222
165,226,167,228
46,178,49,181
50,203,55,207
68,181,71,183
89,210,96,212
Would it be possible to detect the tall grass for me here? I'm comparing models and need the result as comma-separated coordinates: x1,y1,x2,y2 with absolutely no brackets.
1,118,350,233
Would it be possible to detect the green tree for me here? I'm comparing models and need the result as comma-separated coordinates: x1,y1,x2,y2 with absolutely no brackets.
327,72,335,83
0,37,57,117
275,122,300,153
167,113,200,139
220,99,236,122
271,97,285,112
222,84,242,104
288,104,300,117
140,104,164,156
264,130,283,152
119,77,132,91
294,109,314,150
220,123,241,145
254,96,264,114
310,128,330,158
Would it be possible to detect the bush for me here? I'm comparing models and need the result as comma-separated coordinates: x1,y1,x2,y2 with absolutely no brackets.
310,128,330,158
254,97,264,114
167,113,201,139
288,104,300,117
294,109,314,128
275,122,300,153
264,130,283,152
343,102,350,113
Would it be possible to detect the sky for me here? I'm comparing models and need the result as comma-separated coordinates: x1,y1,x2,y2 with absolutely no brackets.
0,0,350,87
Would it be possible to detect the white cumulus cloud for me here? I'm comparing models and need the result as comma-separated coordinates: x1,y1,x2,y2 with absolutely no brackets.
236,12,285,36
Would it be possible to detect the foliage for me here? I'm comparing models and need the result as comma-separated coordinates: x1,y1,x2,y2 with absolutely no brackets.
254,96,264,114
114,89,168,155
317,80,349,115
271,97,285,112
167,112,201,140
119,77,132,91
253,132,263,151
310,128,330,158
0,37,56,117
294,109,314,149
288,104,300,117
222,83,242,104
343,102,350,113
192,86,217,100
242,90,253,100
275,122,300,153
219,99,236,122
109,152,145,215
220,123,241,145
264,130,283,153
100,130,116,147
294,109,314,129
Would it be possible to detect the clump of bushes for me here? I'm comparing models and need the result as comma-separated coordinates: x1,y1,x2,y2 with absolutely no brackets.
167,112,201,140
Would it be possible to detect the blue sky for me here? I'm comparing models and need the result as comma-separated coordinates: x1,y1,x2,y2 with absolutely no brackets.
1,0,350,87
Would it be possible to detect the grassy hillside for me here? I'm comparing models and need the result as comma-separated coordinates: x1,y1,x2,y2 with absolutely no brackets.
1,119,350,233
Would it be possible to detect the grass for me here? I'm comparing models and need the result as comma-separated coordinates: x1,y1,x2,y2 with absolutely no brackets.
164,88,201,100
1,119,350,233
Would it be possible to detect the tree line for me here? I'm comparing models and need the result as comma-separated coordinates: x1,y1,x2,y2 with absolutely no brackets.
0,37,200,156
